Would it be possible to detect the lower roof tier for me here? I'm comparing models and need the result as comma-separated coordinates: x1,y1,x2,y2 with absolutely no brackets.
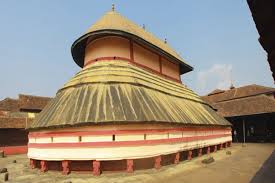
29,60,230,130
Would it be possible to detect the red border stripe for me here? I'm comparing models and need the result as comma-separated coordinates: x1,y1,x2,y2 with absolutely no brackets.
0,146,28,155
29,128,231,138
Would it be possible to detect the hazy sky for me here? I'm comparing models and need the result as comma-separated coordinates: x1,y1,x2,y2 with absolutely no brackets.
0,1,273,100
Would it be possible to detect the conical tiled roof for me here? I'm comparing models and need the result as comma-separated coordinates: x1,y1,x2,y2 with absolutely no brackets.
30,61,230,130
71,10,193,74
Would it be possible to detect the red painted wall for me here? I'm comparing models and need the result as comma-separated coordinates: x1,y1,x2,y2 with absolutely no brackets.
0,128,28,155
0,145,28,155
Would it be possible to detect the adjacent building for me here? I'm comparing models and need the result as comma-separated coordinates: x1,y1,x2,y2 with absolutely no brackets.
0,94,51,154
202,84,275,143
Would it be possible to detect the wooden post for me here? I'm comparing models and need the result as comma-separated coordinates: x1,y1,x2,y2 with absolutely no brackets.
62,160,70,175
154,156,161,169
93,161,101,176
207,147,210,154
198,148,202,157
30,159,36,169
126,159,134,173
40,160,48,172
187,150,192,160
220,144,223,150
243,119,246,144
174,152,180,164
214,145,217,152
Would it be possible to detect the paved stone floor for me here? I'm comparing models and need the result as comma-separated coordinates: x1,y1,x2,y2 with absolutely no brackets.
0,143,274,183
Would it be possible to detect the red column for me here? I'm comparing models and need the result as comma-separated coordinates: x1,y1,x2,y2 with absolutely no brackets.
228,141,232,147
220,144,223,150
154,156,162,169
198,148,202,157
214,145,217,152
207,147,211,154
62,160,70,175
93,160,101,176
224,142,228,148
127,159,134,173
187,150,192,160
30,159,36,169
174,152,180,164
40,160,48,172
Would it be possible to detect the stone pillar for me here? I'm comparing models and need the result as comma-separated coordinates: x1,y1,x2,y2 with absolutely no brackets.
40,160,48,172
198,148,202,157
187,150,192,160
126,159,134,173
174,152,180,164
154,156,161,169
207,147,211,154
62,160,70,175
93,160,101,176
30,159,36,169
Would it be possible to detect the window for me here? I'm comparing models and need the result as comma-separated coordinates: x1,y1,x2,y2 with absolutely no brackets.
144,134,147,140
51,137,53,143
78,136,82,142
112,135,115,141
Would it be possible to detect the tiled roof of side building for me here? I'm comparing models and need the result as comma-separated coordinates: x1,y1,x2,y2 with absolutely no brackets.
213,95,275,117
0,98,19,112
18,94,52,111
0,94,52,112
202,84,275,104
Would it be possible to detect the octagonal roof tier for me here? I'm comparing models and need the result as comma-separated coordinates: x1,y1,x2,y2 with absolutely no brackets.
71,9,193,74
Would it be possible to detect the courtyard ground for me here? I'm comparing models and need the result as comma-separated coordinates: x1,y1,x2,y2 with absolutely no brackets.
0,143,274,183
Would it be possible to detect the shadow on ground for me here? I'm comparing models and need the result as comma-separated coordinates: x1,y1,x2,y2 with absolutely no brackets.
250,150,275,183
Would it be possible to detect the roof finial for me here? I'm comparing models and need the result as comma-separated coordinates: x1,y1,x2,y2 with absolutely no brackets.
142,24,146,30
229,68,235,89
112,4,115,11
164,38,167,44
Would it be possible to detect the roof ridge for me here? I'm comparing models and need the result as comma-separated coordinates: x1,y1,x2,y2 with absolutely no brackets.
19,94,52,99
214,93,275,103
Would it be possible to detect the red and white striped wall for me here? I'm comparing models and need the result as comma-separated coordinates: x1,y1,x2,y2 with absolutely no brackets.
28,124,232,161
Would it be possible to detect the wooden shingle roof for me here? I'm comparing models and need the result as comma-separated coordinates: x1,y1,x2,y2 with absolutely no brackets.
29,60,230,130
202,84,275,104
18,94,52,111
202,84,275,117
212,95,275,117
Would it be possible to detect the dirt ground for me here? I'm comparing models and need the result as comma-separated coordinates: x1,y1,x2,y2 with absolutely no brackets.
0,143,274,183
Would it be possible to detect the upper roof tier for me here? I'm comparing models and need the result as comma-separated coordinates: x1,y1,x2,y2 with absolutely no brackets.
71,9,193,74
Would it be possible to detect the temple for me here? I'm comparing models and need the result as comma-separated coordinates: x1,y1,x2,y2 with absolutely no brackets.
27,6,232,175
